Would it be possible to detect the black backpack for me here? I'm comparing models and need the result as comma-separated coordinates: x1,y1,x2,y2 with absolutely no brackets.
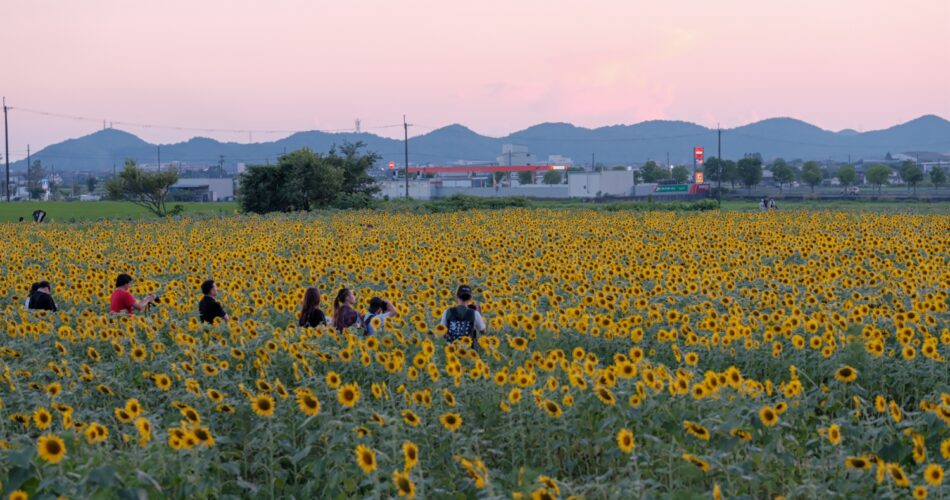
444,306,476,343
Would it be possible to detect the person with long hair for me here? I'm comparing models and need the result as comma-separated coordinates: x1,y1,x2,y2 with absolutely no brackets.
298,287,327,328
332,287,362,332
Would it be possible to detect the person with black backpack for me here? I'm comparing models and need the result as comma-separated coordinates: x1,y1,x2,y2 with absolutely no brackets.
440,285,486,348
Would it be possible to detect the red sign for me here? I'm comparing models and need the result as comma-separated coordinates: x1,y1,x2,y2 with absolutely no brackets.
388,161,395,169
694,147,704,159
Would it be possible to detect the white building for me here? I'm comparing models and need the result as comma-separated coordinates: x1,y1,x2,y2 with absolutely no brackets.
170,178,235,201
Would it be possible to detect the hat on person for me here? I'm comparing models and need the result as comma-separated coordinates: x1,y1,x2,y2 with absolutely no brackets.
456,285,473,301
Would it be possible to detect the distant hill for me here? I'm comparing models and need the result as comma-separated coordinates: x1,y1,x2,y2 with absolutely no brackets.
10,115,950,172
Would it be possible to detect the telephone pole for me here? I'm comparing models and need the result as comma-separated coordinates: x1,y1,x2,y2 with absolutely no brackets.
717,124,722,208
3,97,9,201
403,115,409,198
157,145,161,171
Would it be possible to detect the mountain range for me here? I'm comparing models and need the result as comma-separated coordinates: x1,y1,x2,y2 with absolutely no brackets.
9,115,950,173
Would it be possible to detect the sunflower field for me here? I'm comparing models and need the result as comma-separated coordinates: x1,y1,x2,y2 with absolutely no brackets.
0,209,948,499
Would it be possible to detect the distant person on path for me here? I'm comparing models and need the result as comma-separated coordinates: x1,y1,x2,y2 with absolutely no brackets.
109,273,156,315
768,197,776,210
298,287,328,328
198,279,229,324
440,285,486,348
363,296,398,336
332,287,363,333
759,197,767,211
28,281,58,312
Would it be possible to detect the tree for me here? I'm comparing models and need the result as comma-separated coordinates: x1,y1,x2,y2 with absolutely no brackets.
722,160,739,188
800,161,823,192
770,159,796,192
736,157,763,191
105,160,180,216
864,164,891,195
542,170,562,185
670,165,690,184
704,157,724,182
899,160,924,194
836,164,857,187
517,171,533,185
639,161,669,183
27,160,45,199
239,145,380,213
86,176,98,194
929,165,946,191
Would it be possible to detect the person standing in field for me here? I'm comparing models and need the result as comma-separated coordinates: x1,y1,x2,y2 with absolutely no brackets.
109,273,156,315
332,287,363,333
28,281,58,312
298,287,328,328
363,296,398,336
440,285,486,348
198,279,229,324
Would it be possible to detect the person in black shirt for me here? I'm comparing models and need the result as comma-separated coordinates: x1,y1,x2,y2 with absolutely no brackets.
198,279,228,324
28,281,58,312
298,287,327,328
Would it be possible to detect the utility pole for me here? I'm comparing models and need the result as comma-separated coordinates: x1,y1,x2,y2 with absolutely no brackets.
157,145,161,171
591,152,595,171
717,124,722,208
3,97,9,201
27,144,30,172
403,115,409,198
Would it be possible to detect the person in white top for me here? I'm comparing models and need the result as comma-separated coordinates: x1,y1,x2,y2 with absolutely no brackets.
363,297,398,336
439,285,486,347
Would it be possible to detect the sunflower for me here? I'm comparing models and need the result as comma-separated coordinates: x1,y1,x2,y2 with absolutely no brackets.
924,463,943,486
759,406,779,427
33,407,53,430
616,428,635,454
402,440,419,471
541,399,562,418
114,408,133,424
337,383,361,408
595,386,617,406
355,444,377,474
251,393,275,417
296,392,321,417
392,469,416,498
889,401,902,423
191,426,214,447
401,409,421,427
439,412,463,432
887,463,910,487
681,453,710,472
152,374,172,391
684,420,711,440
37,433,66,464
825,424,841,445
942,438,950,461
834,365,858,383
125,398,142,417
912,486,927,499
844,456,871,470
9,490,28,500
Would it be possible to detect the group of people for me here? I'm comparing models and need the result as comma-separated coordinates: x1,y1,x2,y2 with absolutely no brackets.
24,274,487,347
758,197,777,211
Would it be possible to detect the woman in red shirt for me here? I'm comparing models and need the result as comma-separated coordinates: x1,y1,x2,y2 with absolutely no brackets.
110,273,156,314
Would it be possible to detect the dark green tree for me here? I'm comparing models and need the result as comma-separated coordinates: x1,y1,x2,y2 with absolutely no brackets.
104,160,180,216
518,171,533,185
86,175,98,194
864,164,891,194
800,161,823,192
27,160,45,199
737,157,763,191
671,165,690,184
899,160,924,194
542,170,562,185
836,164,857,187
771,159,796,192
929,165,946,191
639,161,669,183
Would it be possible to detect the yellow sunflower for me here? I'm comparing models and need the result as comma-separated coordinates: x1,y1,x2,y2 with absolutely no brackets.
37,433,67,464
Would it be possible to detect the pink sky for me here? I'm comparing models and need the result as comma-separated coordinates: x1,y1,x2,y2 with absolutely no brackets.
3,0,948,160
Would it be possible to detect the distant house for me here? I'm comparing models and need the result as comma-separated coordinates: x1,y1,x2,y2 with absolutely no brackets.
170,178,235,202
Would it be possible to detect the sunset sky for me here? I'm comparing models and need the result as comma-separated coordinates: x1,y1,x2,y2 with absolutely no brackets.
3,0,948,160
